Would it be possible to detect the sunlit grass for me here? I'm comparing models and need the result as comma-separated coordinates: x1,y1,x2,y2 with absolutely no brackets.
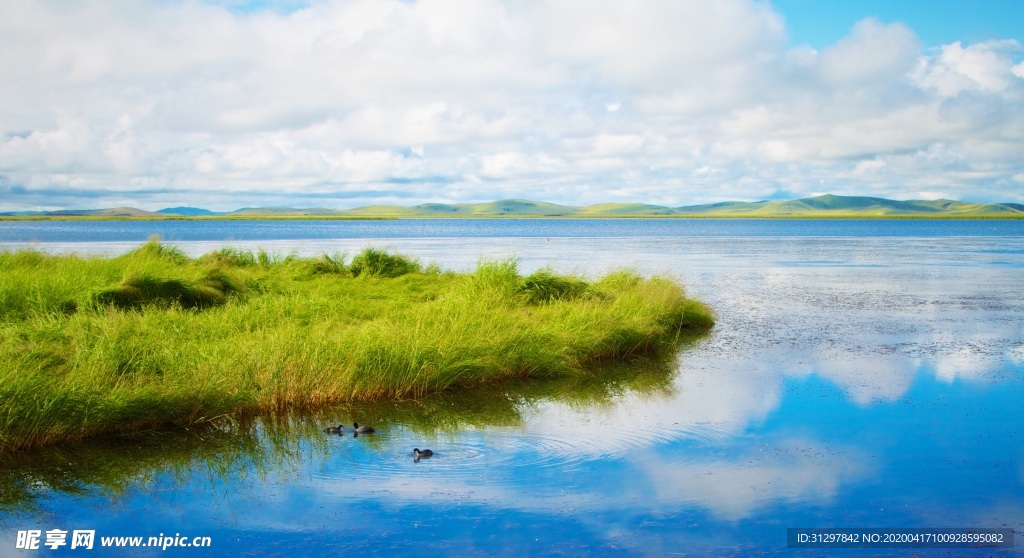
0,241,713,453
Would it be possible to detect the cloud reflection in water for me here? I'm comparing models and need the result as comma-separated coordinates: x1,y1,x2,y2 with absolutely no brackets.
2,229,1022,553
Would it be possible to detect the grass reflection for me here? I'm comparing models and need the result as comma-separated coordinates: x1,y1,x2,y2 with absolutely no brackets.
0,425,257,515
0,342,700,515
303,338,699,436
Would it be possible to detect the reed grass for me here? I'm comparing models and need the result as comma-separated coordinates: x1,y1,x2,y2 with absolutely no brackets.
0,241,713,453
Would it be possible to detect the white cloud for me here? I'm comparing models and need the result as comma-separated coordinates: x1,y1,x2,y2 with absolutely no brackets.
914,40,1022,96
818,19,919,85
1,1,1023,210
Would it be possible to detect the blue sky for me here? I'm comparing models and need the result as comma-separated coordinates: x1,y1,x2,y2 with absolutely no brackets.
1,0,1023,211
775,0,1024,48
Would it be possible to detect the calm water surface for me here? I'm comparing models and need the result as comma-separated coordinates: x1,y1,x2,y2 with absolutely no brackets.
1,219,1022,556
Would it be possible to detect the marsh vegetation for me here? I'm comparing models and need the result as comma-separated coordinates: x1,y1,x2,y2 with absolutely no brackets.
0,241,712,454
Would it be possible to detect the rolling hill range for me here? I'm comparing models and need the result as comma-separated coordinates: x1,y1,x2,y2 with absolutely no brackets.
330,199,682,216
2,195,1022,218
674,195,1024,216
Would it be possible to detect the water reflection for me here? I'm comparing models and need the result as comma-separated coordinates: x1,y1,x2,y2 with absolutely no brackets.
1,229,1023,554
0,426,262,516
0,351,686,518
630,438,872,521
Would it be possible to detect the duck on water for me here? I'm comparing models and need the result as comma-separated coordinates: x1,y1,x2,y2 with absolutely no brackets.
353,422,375,434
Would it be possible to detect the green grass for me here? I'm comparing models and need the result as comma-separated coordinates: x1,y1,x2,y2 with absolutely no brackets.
0,241,713,454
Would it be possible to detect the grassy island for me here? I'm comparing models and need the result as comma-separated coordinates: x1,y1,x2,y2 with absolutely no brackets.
0,242,713,454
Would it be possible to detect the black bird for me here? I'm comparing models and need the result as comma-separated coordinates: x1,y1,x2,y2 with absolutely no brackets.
353,422,375,434
323,424,343,434
413,448,433,458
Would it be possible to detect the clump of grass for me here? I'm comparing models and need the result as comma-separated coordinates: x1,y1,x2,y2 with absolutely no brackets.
92,268,245,310
306,253,348,275
0,243,713,454
467,258,520,295
517,268,592,304
198,247,258,268
350,247,419,277
128,238,189,264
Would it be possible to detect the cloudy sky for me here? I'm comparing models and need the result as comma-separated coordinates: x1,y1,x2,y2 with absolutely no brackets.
1,0,1022,211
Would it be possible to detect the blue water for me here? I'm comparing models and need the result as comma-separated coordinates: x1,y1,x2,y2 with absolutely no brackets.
1,217,1022,243
1,220,1022,556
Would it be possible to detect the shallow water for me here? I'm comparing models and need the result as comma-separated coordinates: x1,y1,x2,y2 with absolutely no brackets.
1,220,1023,556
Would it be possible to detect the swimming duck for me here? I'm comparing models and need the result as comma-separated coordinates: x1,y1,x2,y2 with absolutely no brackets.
323,424,343,434
352,422,375,434
413,448,433,458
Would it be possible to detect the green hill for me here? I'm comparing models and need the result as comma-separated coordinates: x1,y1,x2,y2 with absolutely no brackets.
580,203,681,216
338,200,682,216
4,195,1022,219
336,204,422,216
227,207,340,217
336,195,1023,217
157,207,222,216
469,200,577,215
337,199,581,216
676,195,1024,217
48,207,155,217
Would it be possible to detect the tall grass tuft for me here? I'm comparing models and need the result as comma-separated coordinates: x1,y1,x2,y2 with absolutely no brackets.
198,247,258,268
517,268,592,304
349,247,419,277
93,268,245,310
0,243,713,453
306,253,348,275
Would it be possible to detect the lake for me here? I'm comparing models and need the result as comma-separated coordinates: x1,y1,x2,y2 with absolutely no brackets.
1,219,1023,556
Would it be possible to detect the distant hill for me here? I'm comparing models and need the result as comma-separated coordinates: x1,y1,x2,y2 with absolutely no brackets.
338,200,712,216
337,199,581,216
157,207,222,216
228,207,340,217
580,203,680,216
46,207,154,217
2,195,1022,218
675,195,1024,217
334,195,1024,217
